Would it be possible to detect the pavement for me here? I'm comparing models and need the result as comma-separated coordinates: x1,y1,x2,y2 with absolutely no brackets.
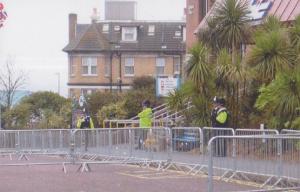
0,155,258,192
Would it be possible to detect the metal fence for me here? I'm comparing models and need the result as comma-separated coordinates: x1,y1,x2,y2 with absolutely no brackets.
1,127,300,191
207,135,300,192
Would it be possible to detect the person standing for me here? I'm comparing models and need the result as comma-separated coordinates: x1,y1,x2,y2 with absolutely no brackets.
211,97,229,157
137,100,153,149
77,114,94,151
211,97,229,128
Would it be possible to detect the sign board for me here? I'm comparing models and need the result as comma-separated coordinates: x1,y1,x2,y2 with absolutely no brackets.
156,77,180,97
248,0,272,21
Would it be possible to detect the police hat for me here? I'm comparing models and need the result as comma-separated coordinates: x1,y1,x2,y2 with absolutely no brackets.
213,96,225,105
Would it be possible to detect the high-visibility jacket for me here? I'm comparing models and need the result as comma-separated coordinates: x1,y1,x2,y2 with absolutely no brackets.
211,107,229,127
138,107,152,128
77,117,94,129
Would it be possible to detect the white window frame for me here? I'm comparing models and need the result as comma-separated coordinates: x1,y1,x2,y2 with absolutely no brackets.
183,27,186,42
69,56,75,77
102,24,109,33
156,58,165,76
81,57,98,76
124,57,135,76
173,56,180,75
122,27,137,42
105,57,111,77
148,25,155,36
175,31,181,37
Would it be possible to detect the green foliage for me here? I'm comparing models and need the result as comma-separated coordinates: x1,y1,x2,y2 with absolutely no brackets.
85,92,120,127
132,76,155,91
255,70,300,128
209,0,251,49
97,102,127,126
4,91,71,129
248,29,294,82
123,89,158,118
186,42,212,93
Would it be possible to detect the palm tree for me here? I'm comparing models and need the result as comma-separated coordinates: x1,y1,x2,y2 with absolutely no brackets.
248,26,294,83
215,49,249,128
255,67,300,128
186,42,212,94
209,0,251,59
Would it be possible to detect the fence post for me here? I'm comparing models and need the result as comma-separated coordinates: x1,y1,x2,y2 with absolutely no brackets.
165,127,172,161
199,128,204,154
109,128,112,155
277,137,283,179
208,137,214,192
69,129,76,164
129,129,133,157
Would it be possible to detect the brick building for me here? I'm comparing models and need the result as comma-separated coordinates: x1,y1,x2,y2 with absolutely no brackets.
185,0,214,50
63,14,186,97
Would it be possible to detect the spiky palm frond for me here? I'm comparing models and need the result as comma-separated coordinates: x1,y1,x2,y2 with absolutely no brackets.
255,69,300,121
211,0,251,49
186,42,212,93
248,30,294,82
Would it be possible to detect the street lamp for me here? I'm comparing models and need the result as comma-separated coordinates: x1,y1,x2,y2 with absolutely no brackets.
55,72,60,95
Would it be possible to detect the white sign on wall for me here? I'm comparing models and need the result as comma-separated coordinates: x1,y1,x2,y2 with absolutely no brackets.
248,0,272,21
156,77,180,97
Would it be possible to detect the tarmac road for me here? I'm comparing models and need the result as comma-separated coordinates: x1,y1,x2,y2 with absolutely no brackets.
0,156,258,192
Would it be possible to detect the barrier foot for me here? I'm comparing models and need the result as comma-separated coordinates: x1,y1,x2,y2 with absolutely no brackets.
77,162,91,173
62,163,67,174
18,154,29,161
261,176,273,188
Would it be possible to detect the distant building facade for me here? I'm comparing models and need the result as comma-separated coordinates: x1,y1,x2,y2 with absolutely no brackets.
63,9,186,98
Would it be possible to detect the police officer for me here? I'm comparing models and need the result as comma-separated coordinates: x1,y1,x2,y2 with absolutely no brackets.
137,100,153,149
211,96,229,157
77,114,94,151
211,97,229,128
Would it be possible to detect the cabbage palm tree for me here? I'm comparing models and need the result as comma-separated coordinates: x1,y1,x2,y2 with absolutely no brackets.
248,27,294,83
186,42,212,94
215,49,249,127
209,0,251,59
255,67,300,128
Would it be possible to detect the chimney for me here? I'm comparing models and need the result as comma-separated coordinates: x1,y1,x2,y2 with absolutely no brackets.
69,13,77,43
91,8,100,23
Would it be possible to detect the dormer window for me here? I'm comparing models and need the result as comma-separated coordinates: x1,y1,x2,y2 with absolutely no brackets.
175,31,181,37
102,24,109,33
114,25,120,32
148,25,155,36
122,27,137,41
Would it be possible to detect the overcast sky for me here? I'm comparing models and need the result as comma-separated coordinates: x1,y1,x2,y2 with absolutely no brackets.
0,0,185,97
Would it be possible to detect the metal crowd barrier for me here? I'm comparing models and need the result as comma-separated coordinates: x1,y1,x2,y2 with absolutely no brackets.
207,135,300,192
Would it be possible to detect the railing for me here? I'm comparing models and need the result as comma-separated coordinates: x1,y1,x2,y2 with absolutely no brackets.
207,135,300,192
1,127,300,190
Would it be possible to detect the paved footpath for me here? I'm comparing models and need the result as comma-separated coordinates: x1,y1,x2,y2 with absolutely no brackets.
0,156,258,192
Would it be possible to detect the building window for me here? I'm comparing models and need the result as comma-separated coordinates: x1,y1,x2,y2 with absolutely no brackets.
114,25,120,32
82,57,97,76
105,57,111,77
69,56,75,76
148,25,155,36
102,24,109,33
122,27,137,41
81,89,96,96
156,58,165,76
124,57,134,76
173,57,180,75
175,31,181,37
